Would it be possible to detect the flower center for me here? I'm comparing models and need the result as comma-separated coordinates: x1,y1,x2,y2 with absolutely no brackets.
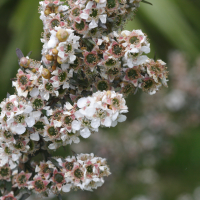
129,36,139,44
105,59,116,67
0,166,10,177
90,9,98,18
72,8,80,16
4,147,12,155
127,68,138,79
58,72,67,82
64,116,72,125
107,0,116,8
144,79,153,89
97,81,109,91
34,121,45,131
47,127,58,137
6,102,14,111
86,53,97,65
14,114,25,123
51,19,60,28
14,141,24,150
54,173,64,183
18,174,27,184
35,180,45,190
113,44,123,56
74,168,83,179
65,162,74,171
75,20,85,31
33,98,43,109
112,98,120,107
19,75,28,85
45,83,53,91
3,131,12,139
87,165,93,173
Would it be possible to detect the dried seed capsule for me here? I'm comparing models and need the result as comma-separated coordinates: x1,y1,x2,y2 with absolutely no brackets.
56,29,69,42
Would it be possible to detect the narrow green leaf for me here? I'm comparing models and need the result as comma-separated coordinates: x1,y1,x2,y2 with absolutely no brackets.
141,0,153,6
19,193,30,200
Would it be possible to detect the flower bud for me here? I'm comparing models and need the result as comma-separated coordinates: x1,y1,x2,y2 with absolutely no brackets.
56,29,69,42
57,56,63,64
52,48,58,55
45,54,54,61
44,8,51,15
31,68,36,73
19,57,30,68
52,65,57,71
42,68,51,79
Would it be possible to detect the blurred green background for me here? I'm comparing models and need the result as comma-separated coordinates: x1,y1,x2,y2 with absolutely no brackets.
0,0,200,200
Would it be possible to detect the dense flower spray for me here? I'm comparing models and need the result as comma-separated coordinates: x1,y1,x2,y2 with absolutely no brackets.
0,0,168,199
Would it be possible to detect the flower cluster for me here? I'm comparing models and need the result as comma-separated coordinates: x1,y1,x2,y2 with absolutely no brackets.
0,154,110,199
0,0,168,199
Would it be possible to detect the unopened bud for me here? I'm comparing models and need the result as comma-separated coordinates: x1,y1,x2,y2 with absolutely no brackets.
57,56,63,64
20,57,30,68
56,29,69,42
45,54,54,61
44,7,51,15
52,48,58,55
42,68,51,79
52,65,57,71
31,68,36,73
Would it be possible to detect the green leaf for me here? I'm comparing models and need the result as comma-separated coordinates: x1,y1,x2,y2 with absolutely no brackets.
141,0,153,6
6,181,12,192
88,39,96,46
57,194,62,200
19,193,31,200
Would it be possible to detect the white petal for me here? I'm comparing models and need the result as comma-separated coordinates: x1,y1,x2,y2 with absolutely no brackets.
30,132,40,141
32,111,42,119
63,82,69,89
24,105,33,113
91,118,100,129
89,20,98,29
80,127,91,138
65,102,73,110
61,63,69,70
72,120,81,131
30,88,39,97
54,120,62,127
15,124,26,135
100,14,107,24
112,112,119,121
48,143,56,149
80,13,88,20
62,184,71,193
25,117,35,127
103,117,112,127
77,97,87,108
12,153,20,161
118,114,127,122
86,1,94,9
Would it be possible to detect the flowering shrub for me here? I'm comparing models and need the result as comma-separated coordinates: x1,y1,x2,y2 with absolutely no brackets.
0,0,168,199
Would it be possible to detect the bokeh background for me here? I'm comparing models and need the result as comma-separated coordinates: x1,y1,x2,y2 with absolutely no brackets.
0,0,200,199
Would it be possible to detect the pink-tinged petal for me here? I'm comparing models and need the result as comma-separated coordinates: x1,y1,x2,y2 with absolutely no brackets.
44,180,50,186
